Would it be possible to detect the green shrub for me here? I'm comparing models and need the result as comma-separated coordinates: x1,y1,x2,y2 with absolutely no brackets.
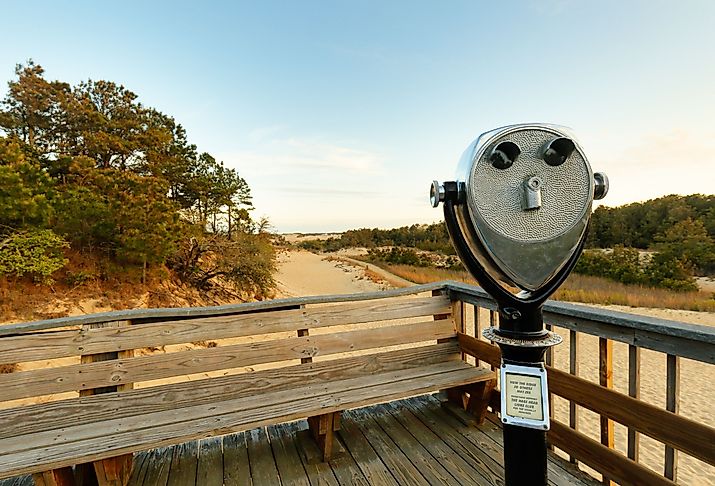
0,229,69,284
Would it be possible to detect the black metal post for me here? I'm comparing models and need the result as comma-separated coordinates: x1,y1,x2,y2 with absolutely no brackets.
496,305,549,486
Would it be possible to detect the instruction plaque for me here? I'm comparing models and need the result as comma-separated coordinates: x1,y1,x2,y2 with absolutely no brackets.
500,363,550,430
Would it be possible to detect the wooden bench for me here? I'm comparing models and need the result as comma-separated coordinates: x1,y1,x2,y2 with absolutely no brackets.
0,286,496,485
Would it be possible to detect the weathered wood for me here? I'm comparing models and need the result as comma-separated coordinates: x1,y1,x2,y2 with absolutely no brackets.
1,283,453,336
548,420,675,486
79,322,133,486
325,434,370,486
337,415,399,486
293,427,340,486
373,403,487,486
569,329,580,464
627,344,640,463
398,399,506,486
196,437,223,486
267,424,311,486
348,409,433,486
457,332,501,367
598,337,614,486
223,433,250,486
465,379,496,424
449,282,715,364
0,319,455,401
139,447,172,486
547,366,715,467
307,412,339,461
664,354,680,482
166,442,198,486
31,469,74,486
0,296,450,365
246,428,281,486
0,343,460,441
1,364,493,477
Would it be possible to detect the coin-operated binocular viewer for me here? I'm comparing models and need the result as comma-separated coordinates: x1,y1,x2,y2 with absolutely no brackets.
430,124,608,486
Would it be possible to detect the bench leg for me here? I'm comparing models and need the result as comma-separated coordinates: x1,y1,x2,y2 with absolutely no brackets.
93,455,133,486
465,379,497,424
32,468,75,486
308,412,341,461
443,378,497,425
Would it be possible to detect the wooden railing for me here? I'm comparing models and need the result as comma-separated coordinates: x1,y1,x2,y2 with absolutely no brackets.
448,281,715,486
1,280,712,485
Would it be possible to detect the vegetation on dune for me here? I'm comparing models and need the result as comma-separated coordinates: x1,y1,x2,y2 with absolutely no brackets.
360,260,715,312
0,61,275,311
298,194,715,295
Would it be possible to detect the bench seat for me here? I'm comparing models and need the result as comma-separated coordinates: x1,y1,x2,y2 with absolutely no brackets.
0,342,494,479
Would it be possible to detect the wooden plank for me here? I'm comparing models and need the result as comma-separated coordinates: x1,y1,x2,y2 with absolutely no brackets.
337,415,399,486
547,366,715,467
196,437,223,486
30,469,74,486
0,282,451,336
664,354,679,482
0,319,456,401
126,451,149,486
79,321,134,486
627,344,640,463
223,433,250,486
358,404,456,484
326,434,370,486
4,361,488,461
166,442,198,486
246,428,280,486
267,423,310,486
292,426,339,486
549,420,674,486
377,402,490,485
139,447,172,486
598,337,614,486
569,329,580,464
0,296,450,363
1,364,493,478
347,408,433,486
0,343,460,441
397,398,505,486
457,332,500,367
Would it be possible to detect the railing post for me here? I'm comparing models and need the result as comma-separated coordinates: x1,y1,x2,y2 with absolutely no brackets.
569,329,579,464
545,323,555,452
473,304,481,367
665,354,680,481
599,337,614,486
79,321,134,486
299,303,340,461
627,344,641,463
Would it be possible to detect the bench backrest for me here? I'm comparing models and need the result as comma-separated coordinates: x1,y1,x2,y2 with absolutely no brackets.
0,290,457,409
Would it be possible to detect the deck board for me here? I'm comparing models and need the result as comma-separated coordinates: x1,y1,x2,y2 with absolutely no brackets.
0,395,596,486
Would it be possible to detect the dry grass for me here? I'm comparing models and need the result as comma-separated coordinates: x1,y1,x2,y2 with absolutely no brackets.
367,261,715,312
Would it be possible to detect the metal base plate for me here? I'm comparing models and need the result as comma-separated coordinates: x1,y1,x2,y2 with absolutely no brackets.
482,327,563,348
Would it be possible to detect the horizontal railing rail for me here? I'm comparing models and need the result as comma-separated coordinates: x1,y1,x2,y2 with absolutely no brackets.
449,281,715,486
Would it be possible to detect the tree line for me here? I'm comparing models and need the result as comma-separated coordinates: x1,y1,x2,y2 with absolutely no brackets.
299,194,715,291
0,62,274,297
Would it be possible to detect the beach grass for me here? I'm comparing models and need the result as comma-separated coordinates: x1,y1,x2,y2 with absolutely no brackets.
362,260,715,312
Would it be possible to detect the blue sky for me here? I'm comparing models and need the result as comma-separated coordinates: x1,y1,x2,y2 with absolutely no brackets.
2,1,714,232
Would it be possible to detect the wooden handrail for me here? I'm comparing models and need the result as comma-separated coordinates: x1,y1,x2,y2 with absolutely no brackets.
457,332,715,466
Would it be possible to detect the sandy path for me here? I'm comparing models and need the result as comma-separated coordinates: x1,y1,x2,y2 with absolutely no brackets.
273,250,389,297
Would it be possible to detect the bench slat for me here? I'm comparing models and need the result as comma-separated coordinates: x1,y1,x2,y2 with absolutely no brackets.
0,296,450,364
0,343,461,440
0,362,493,477
0,319,456,402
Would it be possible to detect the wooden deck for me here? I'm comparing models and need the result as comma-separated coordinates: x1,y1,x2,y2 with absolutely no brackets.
2,395,597,486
